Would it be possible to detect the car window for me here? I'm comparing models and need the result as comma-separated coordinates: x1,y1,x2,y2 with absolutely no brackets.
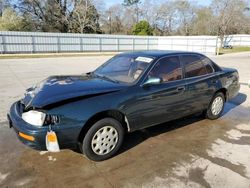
181,55,208,78
201,57,214,74
94,55,152,83
148,56,182,82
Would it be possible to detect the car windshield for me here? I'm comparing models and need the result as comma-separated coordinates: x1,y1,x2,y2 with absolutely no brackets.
93,55,154,83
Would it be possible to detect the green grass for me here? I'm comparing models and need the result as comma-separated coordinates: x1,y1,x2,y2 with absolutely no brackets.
0,52,119,59
219,46,250,55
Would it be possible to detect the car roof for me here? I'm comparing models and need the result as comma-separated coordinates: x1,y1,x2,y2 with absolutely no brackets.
120,50,204,59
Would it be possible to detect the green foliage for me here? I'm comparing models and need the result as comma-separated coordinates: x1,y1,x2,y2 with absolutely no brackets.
132,20,153,35
14,0,102,34
0,7,25,31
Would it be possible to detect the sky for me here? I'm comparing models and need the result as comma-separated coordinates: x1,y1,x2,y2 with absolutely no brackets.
104,0,212,8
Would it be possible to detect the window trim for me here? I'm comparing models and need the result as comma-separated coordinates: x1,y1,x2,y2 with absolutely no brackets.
140,55,184,86
180,54,215,79
200,55,215,74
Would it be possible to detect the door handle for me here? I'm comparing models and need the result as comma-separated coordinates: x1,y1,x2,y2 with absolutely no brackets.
176,87,185,92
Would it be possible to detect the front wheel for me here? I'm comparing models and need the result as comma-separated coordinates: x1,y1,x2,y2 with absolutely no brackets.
82,118,124,161
205,92,225,120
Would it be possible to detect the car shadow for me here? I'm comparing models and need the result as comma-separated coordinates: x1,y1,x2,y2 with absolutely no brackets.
119,114,204,155
223,92,247,115
119,92,247,156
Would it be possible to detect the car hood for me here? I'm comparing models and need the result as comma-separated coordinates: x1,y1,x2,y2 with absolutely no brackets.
22,74,127,109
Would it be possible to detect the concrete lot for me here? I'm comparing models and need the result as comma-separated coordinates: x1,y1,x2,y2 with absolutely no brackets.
0,52,249,188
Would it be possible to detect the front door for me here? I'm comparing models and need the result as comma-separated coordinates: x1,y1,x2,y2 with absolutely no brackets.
126,55,188,130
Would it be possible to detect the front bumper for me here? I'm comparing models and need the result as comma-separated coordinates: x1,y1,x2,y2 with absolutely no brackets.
8,101,48,150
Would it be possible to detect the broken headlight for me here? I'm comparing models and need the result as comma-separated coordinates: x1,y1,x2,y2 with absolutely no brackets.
22,110,59,127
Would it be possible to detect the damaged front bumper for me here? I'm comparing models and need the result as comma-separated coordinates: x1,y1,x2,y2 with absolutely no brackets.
8,101,83,151
7,101,48,150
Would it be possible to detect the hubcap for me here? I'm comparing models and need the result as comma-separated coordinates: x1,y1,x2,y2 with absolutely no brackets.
91,126,118,155
211,96,224,116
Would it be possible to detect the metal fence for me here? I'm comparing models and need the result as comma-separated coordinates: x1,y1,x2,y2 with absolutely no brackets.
0,31,158,54
158,36,217,55
223,35,250,46
0,31,218,55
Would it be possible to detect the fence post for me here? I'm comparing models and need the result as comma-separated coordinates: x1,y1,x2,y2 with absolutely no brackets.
1,35,6,54
204,39,207,54
57,36,60,53
147,37,149,50
80,37,83,52
99,38,102,52
31,35,35,53
216,36,220,56
171,38,173,50
132,38,135,51
117,38,119,52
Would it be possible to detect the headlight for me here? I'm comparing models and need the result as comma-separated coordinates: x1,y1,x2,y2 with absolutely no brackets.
22,110,46,126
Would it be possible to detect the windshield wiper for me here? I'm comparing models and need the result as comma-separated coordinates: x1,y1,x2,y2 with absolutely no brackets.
93,73,119,83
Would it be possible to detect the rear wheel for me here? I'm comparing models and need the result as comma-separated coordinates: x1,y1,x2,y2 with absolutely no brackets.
205,92,225,120
82,118,124,161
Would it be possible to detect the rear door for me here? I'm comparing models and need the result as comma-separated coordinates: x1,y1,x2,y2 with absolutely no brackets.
180,54,217,113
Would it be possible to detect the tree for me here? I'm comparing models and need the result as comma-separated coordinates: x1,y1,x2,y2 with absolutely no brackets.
0,7,26,31
100,4,124,34
211,0,248,47
155,1,178,35
13,0,102,33
123,0,140,23
132,20,153,35
175,0,196,36
69,0,101,33
15,0,69,32
191,7,215,35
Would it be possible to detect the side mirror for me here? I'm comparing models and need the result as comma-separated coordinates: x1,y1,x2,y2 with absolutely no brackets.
142,77,161,87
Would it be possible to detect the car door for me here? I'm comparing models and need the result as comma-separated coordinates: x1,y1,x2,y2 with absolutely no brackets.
125,55,189,130
180,54,217,113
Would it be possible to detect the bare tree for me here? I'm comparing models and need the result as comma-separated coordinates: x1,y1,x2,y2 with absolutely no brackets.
211,0,248,47
156,1,178,35
123,0,141,23
175,0,196,36
69,0,101,33
100,4,124,34
191,7,215,35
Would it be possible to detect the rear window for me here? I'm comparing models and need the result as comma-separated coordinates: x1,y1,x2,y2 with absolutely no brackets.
180,55,209,78
201,57,214,74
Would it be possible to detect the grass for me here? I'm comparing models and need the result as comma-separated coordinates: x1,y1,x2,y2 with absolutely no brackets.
219,46,250,55
0,52,119,59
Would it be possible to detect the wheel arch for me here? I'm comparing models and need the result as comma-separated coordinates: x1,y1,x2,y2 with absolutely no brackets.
216,88,228,101
78,110,130,143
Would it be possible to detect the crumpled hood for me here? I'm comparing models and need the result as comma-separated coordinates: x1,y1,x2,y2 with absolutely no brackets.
22,75,126,109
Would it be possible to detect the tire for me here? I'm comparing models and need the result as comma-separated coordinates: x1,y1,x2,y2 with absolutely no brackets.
205,92,225,120
82,118,124,161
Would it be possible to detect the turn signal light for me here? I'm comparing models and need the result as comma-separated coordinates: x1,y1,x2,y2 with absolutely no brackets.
19,132,35,141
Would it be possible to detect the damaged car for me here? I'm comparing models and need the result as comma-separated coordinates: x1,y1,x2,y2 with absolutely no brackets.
8,51,240,161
